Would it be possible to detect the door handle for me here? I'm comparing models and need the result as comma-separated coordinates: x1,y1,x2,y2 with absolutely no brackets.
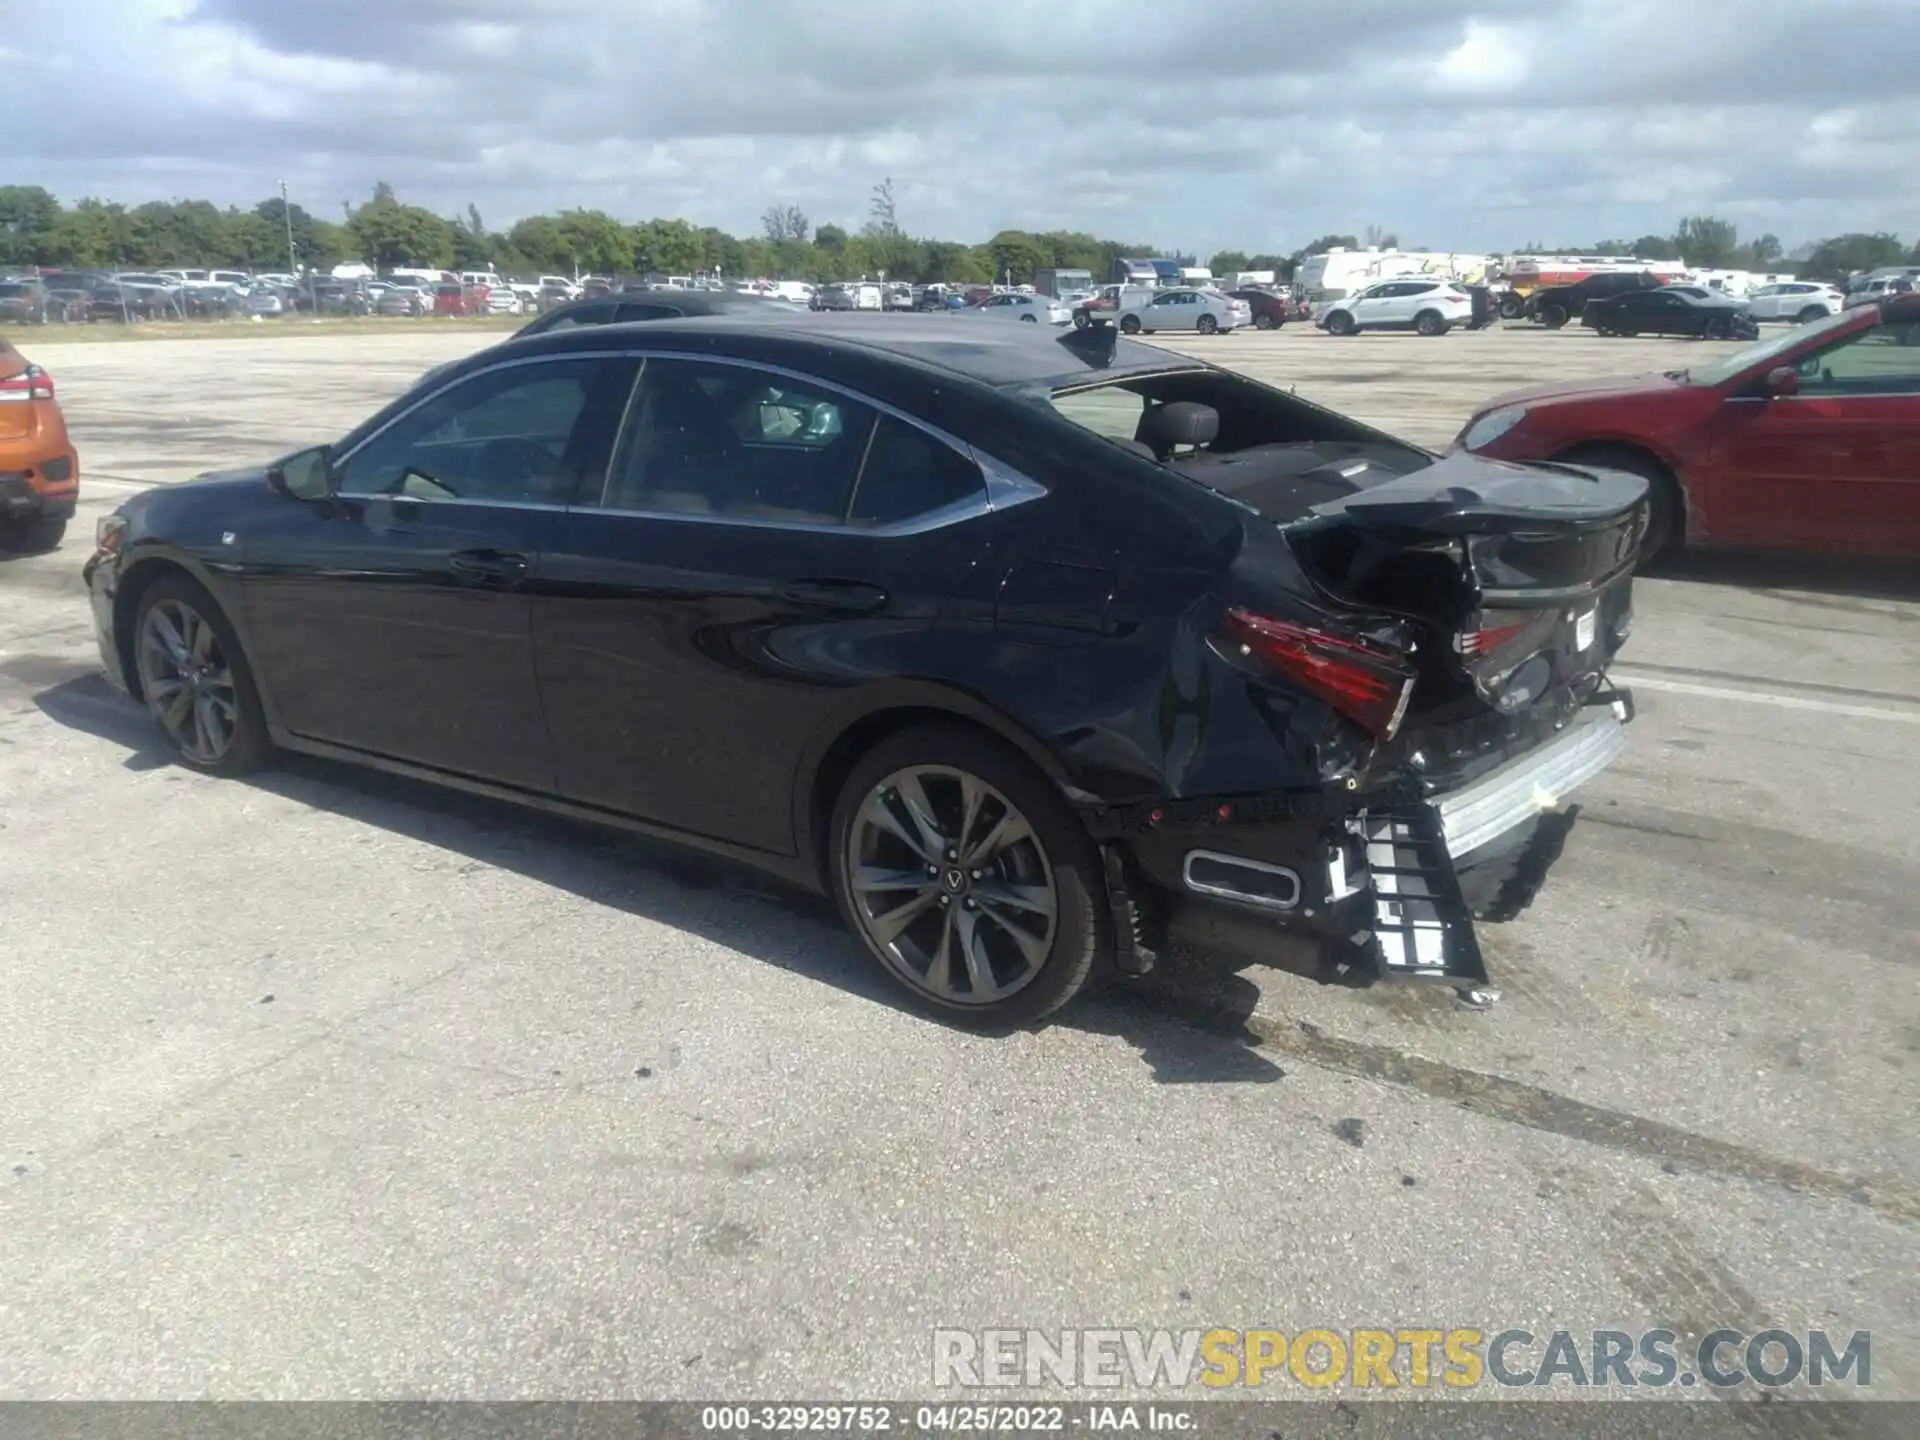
448,549,529,586
777,578,889,614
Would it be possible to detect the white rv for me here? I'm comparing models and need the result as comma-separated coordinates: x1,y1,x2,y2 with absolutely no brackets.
1293,248,1491,305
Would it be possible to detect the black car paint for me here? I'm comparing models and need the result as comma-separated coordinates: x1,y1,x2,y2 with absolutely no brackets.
87,315,1639,978
1581,288,1755,337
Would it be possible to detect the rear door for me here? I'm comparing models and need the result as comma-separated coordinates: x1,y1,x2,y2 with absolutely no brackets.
530,354,998,853
1708,313,1920,555
240,354,636,788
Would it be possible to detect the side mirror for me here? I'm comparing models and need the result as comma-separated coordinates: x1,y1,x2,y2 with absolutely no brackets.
1763,365,1800,398
268,444,337,502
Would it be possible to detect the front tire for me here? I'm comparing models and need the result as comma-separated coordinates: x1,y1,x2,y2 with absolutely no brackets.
1325,310,1356,336
1796,306,1827,325
1119,315,1141,334
132,574,272,776
830,725,1105,1028
1541,303,1569,329
1073,311,1089,329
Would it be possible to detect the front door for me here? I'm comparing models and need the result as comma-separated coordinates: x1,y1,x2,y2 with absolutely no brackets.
1706,313,1920,555
240,355,636,788
530,354,997,853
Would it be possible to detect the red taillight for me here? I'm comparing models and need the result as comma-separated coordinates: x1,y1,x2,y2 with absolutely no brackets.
0,363,54,402
1222,607,1416,740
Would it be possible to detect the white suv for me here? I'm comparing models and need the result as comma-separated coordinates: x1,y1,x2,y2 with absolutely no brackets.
1317,279,1472,336
1745,282,1843,324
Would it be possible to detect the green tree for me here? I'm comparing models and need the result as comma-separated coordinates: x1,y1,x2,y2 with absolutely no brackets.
761,204,809,243
1802,232,1906,282
0,185,62,266
347,198,455,268
1245,252,1292,279
814,222,849,255
50,199,135,267
986,230,1052,286
1673,215,1739,267
631,217,708,276
1209,250,1250,275
1743,233,1783,267
554,209,631,273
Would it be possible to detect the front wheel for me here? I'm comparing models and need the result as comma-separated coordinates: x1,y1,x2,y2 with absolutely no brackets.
1196,313,1218,335
1541,304,1569,329
1797,306,1828,325
133,575,273,776
1119,315,1141,334
1072,311,1089,329
831,726,1105,1027
1324,310,1356,336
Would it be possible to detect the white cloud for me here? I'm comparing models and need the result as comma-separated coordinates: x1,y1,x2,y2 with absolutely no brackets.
2,0,1916,255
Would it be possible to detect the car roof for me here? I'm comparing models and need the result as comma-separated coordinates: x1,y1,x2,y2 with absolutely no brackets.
499,311,1206,389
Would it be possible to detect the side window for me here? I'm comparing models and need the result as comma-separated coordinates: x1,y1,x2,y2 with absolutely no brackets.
599,357,878,523
540,301,617,331
1794,324,1920,395
848,417,987,527
337,359,621,505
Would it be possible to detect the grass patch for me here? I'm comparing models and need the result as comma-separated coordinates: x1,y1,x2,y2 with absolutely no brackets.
1,315,528,346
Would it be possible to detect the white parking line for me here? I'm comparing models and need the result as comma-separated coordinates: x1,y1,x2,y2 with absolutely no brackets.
1614,672,1920,726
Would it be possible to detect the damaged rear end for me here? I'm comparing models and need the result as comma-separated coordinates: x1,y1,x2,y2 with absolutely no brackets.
1116,446,1645,998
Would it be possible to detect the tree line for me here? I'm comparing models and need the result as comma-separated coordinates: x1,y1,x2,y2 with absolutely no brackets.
2,184,1914,287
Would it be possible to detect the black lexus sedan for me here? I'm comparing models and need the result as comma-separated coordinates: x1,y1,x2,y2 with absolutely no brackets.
1581,286,1759,340
83,316,1643,1025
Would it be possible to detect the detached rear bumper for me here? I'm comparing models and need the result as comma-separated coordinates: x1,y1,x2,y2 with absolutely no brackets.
1111,691,1633,989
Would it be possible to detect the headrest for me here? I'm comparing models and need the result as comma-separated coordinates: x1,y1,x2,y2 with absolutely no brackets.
1137,401,1219,459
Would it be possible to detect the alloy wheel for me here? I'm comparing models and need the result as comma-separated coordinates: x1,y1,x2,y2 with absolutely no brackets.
845,764,1059,1007
136,598,239,764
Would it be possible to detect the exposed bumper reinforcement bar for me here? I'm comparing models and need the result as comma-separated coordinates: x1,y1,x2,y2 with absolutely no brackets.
1431,705,1629,858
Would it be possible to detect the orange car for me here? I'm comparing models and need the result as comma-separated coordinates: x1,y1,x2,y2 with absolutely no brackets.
0,338,77,553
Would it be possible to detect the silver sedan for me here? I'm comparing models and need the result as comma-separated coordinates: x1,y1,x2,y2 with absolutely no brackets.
1118,287,1252,335
967,292,1072,325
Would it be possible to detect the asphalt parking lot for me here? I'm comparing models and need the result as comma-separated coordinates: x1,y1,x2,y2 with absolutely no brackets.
2,323,1916,1401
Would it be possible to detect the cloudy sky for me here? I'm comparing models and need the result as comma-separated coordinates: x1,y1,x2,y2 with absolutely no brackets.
6,0,1918,255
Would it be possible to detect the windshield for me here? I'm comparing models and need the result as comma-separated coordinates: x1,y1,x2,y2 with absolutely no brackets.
1682,307,1860,386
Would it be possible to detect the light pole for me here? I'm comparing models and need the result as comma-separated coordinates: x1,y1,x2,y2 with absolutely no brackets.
279,180,298,281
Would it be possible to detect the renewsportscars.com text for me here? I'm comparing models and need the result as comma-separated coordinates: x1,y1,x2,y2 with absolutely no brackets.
932,1328,1872,1391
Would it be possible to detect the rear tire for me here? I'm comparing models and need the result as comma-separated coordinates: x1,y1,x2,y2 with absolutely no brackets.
1196,314,1218,335
1020,313,1038,323
1253,313,1276,330
1497,293,1524,319
1554,443,1682,564
0,515,67,554
1325,310,1356,336
1414,310,1446,336
1073,311,1089,329
829,725,1105,1028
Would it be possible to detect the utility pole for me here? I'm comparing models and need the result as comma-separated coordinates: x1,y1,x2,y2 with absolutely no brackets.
279,180,298,280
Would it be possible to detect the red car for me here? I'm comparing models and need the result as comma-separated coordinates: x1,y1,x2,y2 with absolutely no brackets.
1454,296,1920,561
433,282,488,315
